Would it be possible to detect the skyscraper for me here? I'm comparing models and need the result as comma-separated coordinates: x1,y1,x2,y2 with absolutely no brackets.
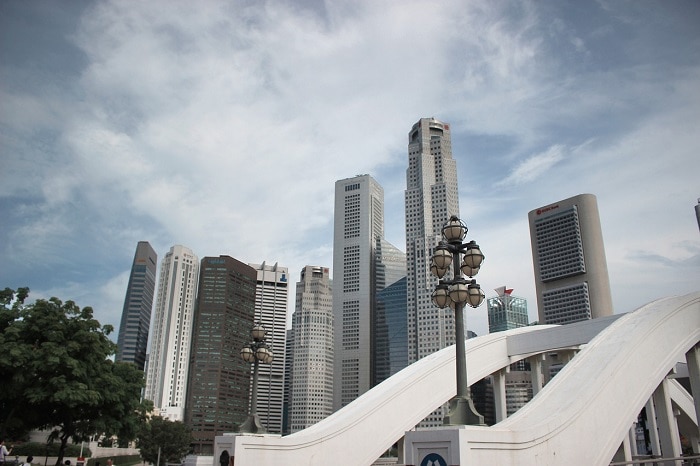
486,287,528,333
282,327,293,436
374,239,407,386
185,256,257,454
116,241,157,371
528,193,614,325
375,277,407,385
144,245,199,421
405,117,461,363
332,174,384,410
404,117,461,426
289,265,334,433
248,262,289,434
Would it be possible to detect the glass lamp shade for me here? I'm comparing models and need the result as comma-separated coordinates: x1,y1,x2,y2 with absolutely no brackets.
460,262,480,278
448,280,470,305
240,346,256,363
251,324,267,341
431,286,451,309
431,244,452,269
256,346,274,364
430,263,448,279
462,241,484,269
465,281,485,308
442,216,467,242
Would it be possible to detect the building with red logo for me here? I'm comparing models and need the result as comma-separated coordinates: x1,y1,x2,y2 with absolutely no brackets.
528,193,613,325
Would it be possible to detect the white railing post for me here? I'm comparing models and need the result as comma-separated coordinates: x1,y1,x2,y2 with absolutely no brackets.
529,354,544,396
493,368,507,423
652,378,682,465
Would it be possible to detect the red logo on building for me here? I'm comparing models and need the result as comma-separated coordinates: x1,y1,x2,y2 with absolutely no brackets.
536,204,560,215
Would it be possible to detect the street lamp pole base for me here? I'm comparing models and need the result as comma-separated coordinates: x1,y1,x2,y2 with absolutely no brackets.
442,396,485,426
239,414,267,434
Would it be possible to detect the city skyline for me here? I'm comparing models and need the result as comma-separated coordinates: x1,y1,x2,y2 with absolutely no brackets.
1,1,699,340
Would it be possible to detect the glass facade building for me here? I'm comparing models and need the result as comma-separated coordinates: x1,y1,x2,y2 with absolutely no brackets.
116,241,157,371
487,291,528,333
374,276,408,385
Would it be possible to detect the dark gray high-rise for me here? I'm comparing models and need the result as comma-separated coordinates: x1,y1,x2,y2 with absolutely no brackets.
185,255,258,454
116,241,158,370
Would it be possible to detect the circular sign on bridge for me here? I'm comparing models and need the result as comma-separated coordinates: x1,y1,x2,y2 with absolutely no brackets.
420,452,447,466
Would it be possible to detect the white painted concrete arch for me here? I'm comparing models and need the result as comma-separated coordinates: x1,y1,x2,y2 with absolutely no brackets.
221,292,700,465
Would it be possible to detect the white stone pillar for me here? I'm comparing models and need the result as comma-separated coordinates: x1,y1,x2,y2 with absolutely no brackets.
529,354,544,396
686,344,700,434
493,369,507,423
652,378,682,465
627,421,638,462
622,429,632,462
646,398,661,456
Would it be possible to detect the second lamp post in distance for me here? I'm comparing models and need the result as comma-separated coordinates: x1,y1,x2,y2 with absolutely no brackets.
239,324,274,433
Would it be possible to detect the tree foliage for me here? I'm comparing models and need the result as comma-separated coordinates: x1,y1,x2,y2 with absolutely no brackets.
0,288,149,466
137,416,193,466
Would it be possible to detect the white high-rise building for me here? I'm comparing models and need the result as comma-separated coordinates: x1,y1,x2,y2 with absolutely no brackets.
528,193,614,325
405,117,460,362
404,117,461,426
144,245,199,421
248,262,289,434
333,174,384,410
289,265,334,432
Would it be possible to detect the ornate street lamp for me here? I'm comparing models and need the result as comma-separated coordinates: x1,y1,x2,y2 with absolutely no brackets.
430,215,486,426
239,324,274,433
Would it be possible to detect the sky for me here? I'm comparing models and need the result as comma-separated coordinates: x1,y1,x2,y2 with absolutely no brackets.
1,0,699,339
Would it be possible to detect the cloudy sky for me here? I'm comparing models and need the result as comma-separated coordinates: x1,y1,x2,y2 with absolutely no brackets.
1,0,698,338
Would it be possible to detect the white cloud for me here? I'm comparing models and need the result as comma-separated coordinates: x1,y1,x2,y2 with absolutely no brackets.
496,144,565,187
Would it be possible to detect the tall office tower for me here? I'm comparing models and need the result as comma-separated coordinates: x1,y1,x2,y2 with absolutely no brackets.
282,328,293,435
405,117,460,360
404,117,461,426
333,174,384,410
486,287,528,333
486,287,531,417
374,239,407,386
185,256,257,454
144,245,199,421
289,266,334,433
116,241,157,371
247,262,289,434
695,198,700,233
528,193,614,325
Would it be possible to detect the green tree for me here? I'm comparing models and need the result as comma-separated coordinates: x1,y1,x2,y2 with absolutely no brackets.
137,416,193,466
0,288,150,465
0,286,33,439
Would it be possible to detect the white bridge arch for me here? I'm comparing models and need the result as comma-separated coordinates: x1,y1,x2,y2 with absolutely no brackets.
216,292,700,465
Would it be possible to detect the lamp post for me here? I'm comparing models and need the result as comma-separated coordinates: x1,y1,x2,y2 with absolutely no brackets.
239,323,274,433
430,215,486,426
